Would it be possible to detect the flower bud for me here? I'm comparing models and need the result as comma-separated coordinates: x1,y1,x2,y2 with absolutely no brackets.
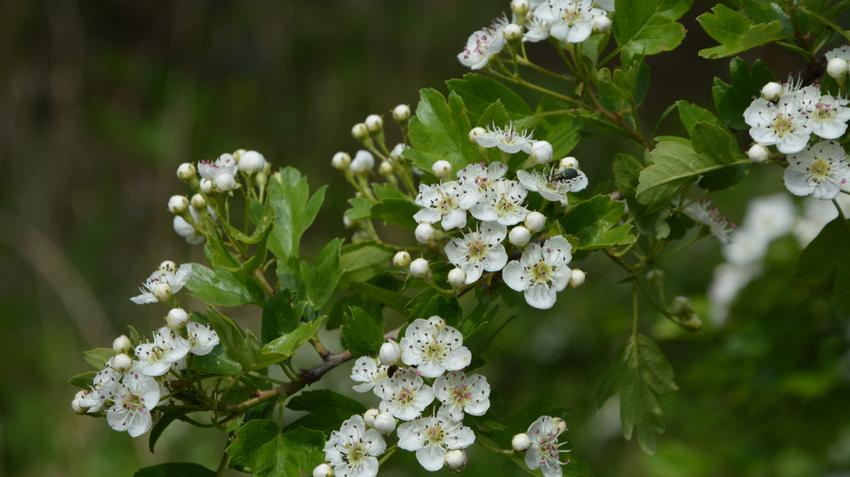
364,408,380,427
343,215,354,229
672,296,694,316
365,114,383,133
524,211,546,233
747,144,769,163
312,463,333,477
393,104,411,123
238,150,266,173
469,126,487,142
512,433,531,452
415,223,436,243
509,225,531,246
827,57,848,80
447,268,467,288
332,152,351,170
592,15,612,32
71,391,88,414
529,140,553,164
351,122,369,140
190,193,207,210
379,161,394,177
176,162,196,180
554,417,567,433
167,195,189,214
112,334,132,353
166,307,189,328
511,0,529,16
379,340,402,365
111,353,133,371
152,282,173,302
761,81,783,101
445,449,467,471
159,260,177,273
569,268,586,288
432,160,453,178
393,251,411,268
559,156,579,170
214,173,237,192
350,150,375,173
200,178,214,194
646,269,665,287
173,216,195,239
373,412,397,434
409,258,430,278
503,23,523,41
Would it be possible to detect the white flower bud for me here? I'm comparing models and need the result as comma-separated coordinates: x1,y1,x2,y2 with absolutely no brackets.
569,268,586,288
432,160,452,178
343,215,354,229
393,251,411,268
409,258,430,277
379,340,402,365
176,162,196,180
238,150,266,173
111,353,133,371
152,282,173,302
166,307,189,328
379,161,394,177
415,223,436,243
592,15,612,32
469,126,487,142
159,260,177,273
747,144,769,163
364,408,380,427
312,463,333,477
200,178,214,194
511,0,530,15
512,433,531,451
350,150,375,173
827,57,849,80
373,412,397,434
190,193,206,210
447,268,467,288
503,23,523,41
112,334,132,353
445,449,467,471
214,173,237,192
529,140,553,164
393,104,411,123
524,211,546,233
509,225,531,246
173,216,195,238
365,114,383,133
761,81,783,101
332,152,351,170
351,122,369,140
559,156,579,170
167,195,189,214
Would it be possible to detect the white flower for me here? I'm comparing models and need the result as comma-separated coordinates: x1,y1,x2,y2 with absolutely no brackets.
794,195,850,246
470,179,530,225
351,356,389,393
324,415,386,477
826,45,850,63
186,321,220,356
472,123,534,154
390,143,408,160
785,140,850,199
134,327,190,377
79,366,122,413
130,262,192,305
172,205,206,245
238,150,266,173
809,95,850,139
743,95,812,154
529,140,554,164
457,18,508,70
433,371,491,421
517,167,588,204
379,340,402,366
525,416,569,477
533,0,605,44
414,181,479,230
106,371,161,437
444,221,508,284
683,200,735,244
456,161,508,194
198,153,239,192
502,235,572,310
375,368,435,421
826,47,850,78
397,407,476,472
400,316,472,378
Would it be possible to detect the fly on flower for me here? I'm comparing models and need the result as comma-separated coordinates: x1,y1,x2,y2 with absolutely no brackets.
517,166,588,204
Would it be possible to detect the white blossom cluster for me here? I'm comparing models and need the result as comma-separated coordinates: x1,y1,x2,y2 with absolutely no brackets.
743,76,850,200
70,305,220,437
457,0,613,70
316,316,486,476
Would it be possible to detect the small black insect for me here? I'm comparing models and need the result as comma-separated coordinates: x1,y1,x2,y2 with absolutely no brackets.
387,364,400,378
551,168,580,182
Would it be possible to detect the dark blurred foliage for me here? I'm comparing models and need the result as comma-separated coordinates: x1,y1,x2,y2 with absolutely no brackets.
1,1,849,476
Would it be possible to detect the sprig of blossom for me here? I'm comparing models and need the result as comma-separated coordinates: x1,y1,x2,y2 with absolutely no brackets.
130,260,192,304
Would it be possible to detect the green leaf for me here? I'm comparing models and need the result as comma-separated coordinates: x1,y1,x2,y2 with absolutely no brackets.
302,238,344,308
446,73,531,120
262,317,326,358
406,88,482,173
697,4,786,59
340,242,395,283
404,288,461,324
560,196,636,250
148,408,186,453
267,167,326,259
68,371,96,388
261,290,304,344
223,206,275,244
798,219,850,313
344,196,372,221
613,153,643,199
226,419,281,469
286,390,367,433
712,58,776,130
134,463,214,477
188,346,242,376
595,334,678,454
186,263,263,307
251,428,325,477
82,347,113,369
676,101,724,136
371,199,419,229
342,305,384,357
613,0,692,59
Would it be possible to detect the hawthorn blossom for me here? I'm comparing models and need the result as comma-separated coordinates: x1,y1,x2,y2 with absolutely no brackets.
784,140,850,199
470,179,530,225
323,415,386,477
172,205,206,245
433,371,491,421
683,200,735,244
471,123,535,154
826,45,850,63
809,95,850,139
351,356,390,394
502,235,573,310
532,0,605,44
76,367,122,413
457,18,508,70
400,317,472,378
517,167,588,204
134,327,190,377
130,261,192,305
198,153,239,192
414,181,479,230
525,416,569,477
186,321,220,356
444,221,508,284
743,94,812,154
106,371,161,437
456,162,508,195
375,367,436,421
397,407,476,472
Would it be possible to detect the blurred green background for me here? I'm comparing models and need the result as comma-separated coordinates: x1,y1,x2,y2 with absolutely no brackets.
1,1,849,476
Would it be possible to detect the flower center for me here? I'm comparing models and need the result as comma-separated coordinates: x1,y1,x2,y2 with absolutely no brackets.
344,442,367,464
809,158,832,181
771,115,794,137
426,424,445,444
397,386,415,405
495,194,516,215
438,195,459,212
451,385,472,405
562,8,579,23
123,393,145,411
814,104,834,121
424,341,446,361
467,239,488,261
529,261,553,284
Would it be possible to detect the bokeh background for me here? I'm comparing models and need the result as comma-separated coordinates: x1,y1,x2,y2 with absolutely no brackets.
2,1,849,476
